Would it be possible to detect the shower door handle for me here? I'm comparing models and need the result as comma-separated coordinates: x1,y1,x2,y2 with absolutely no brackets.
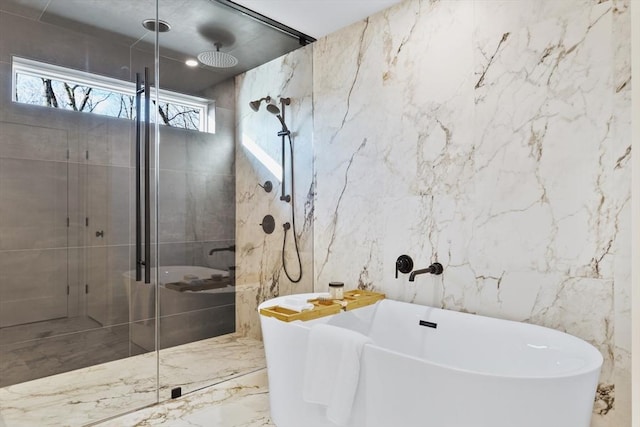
143,67,151,284
135,67,151,284
135,72,142,282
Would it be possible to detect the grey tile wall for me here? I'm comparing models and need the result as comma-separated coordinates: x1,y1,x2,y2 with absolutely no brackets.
0,248,68,327
0,158,68,251
0,4,236,389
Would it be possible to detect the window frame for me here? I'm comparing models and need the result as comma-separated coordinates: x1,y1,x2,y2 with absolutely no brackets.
11,56,211,132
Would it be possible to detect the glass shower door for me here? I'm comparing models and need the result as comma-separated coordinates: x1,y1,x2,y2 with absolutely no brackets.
155,0,240,399
0,0,160,424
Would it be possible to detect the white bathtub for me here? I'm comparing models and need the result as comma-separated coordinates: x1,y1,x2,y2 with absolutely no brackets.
124,266,235,350
259,294,602,427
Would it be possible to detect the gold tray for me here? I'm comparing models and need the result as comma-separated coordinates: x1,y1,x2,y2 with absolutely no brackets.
259,301,342,322
341,289,385,311
260,290,385,322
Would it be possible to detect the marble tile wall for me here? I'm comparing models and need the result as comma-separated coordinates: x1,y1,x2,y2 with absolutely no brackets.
312,0,631,425
235,46,314,339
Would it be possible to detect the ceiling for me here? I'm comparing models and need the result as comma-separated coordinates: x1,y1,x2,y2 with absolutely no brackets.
0,0,402,94
232,0,403,39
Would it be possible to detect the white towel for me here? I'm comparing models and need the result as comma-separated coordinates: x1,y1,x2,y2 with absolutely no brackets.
279,298,314,312
303,324,372,426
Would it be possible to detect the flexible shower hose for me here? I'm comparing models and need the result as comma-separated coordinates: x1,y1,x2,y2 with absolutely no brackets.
282,132,302,283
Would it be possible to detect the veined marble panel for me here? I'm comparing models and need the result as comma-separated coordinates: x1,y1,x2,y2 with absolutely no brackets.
608,0,632,425
312,0,631,425
235,45,314,337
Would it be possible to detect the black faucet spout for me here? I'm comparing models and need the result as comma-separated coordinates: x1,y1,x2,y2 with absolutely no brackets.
408,262,443,281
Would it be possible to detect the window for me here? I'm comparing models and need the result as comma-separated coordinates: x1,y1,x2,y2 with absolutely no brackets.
12,57,211,132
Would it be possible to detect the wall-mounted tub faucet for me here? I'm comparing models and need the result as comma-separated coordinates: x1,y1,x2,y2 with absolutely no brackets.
408,262,443,281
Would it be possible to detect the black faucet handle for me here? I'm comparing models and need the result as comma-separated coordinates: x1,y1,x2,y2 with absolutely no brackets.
395,255,414,278
428,262,443,275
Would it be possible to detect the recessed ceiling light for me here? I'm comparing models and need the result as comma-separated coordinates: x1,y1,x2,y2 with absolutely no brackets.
142,19,171,33
185,59,198,67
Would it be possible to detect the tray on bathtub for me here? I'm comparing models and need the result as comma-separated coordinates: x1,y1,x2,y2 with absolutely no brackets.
339,290,385,311
259,301,343,322
260,290,385,322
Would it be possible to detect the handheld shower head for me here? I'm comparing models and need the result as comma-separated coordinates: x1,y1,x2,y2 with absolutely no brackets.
266,97,291,134
266,103,280,115
249,96,271,112
274,114,288,133
265,97,290,115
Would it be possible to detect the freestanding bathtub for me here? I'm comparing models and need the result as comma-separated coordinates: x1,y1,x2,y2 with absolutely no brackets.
124,266,235,351
259,294,602,427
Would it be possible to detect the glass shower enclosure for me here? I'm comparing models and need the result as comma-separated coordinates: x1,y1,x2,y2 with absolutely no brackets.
0,0,164,421
0,0,306,423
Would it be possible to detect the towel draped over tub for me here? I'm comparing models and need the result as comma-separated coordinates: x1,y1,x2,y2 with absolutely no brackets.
302,323,372,426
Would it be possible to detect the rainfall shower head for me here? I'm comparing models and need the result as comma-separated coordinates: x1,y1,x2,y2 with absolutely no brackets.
249,96,271,112
197,43,238,68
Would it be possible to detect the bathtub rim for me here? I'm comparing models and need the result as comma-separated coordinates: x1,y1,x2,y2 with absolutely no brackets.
258,294,603,381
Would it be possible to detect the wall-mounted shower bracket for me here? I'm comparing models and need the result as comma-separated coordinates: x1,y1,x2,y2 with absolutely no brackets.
249,94,301,283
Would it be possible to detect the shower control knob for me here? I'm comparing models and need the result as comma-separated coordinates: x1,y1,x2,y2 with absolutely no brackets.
259,181,273,193
260,215,275,234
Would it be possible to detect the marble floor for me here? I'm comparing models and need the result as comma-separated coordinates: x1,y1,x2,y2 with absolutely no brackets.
0,333,265,427
96,369,275,427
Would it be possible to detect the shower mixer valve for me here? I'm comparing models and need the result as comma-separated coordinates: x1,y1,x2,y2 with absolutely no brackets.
259,180,273,193
395,255,413,278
